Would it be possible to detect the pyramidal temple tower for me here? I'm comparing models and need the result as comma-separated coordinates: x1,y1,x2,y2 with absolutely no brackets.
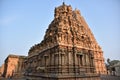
25,3,106,80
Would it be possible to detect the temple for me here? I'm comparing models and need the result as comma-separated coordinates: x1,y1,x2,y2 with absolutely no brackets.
22,3,106,80
2,54,26,78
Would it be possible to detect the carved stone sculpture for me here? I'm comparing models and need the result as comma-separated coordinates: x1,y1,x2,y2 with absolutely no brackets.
26,2,106,80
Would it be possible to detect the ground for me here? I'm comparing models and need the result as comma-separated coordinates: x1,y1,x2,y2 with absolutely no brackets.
1,75,120,80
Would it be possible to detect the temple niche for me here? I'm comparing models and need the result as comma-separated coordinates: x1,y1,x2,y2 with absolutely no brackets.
25,2,106,80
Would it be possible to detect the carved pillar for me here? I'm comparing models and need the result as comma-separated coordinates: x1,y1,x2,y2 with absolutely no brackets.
69,52,73,65
93,51,97,73
58,51,61,65
37,55,41,69
76,51,83,67
72,47,78,73
39,59,41,67
61,53,65,73
61,50,65,66
54,52,59,66
90,51,94,73
44,55,49,67
49,50,52,67
41,56,45,67
68,52,71,73
51,53,54,66
84,53,86,66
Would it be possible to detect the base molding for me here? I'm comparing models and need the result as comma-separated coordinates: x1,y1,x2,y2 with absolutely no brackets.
26,73,101,80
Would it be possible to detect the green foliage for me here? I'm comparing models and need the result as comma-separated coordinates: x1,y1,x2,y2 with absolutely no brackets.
109,60,120,66
107,58,119,65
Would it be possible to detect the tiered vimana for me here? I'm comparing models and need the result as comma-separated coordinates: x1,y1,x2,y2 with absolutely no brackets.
25,2,106,80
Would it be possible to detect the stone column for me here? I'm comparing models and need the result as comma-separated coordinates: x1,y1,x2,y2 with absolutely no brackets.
61,53,65,73
54,52,60,73
41,56,45,67
49,51,52,66
61,53,65,66
51,53,54,66
54,52,59,66
93,51,97,73
67,52,70,73
44,55,49,67
50,53,55,73
58,52,61,65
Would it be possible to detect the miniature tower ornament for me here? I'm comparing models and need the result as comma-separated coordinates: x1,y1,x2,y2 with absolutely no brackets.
26,3,107,80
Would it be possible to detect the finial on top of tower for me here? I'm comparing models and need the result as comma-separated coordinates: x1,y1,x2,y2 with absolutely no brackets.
62,2,65,5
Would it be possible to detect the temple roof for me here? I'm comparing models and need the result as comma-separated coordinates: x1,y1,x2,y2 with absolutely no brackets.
28,3,101,57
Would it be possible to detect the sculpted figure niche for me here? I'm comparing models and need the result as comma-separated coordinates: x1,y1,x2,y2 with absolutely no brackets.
26,2,106,80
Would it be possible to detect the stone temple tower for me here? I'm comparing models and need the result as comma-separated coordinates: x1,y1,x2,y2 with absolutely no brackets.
26,3,106,80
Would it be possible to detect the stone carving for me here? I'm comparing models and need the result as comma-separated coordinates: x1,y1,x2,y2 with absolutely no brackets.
25,3,106,80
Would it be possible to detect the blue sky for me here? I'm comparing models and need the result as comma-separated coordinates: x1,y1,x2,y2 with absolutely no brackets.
0,0,120,65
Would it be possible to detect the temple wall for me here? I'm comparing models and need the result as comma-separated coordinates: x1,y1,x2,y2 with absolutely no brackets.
3,56,19,78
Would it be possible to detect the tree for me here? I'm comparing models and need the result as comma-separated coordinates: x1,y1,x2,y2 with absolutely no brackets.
107,58,110,65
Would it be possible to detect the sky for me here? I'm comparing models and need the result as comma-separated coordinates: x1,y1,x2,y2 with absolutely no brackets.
0,0,120,65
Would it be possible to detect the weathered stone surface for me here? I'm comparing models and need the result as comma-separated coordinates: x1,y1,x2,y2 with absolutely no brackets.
13,56,27,78
25,2,106,80
2,54,27,78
